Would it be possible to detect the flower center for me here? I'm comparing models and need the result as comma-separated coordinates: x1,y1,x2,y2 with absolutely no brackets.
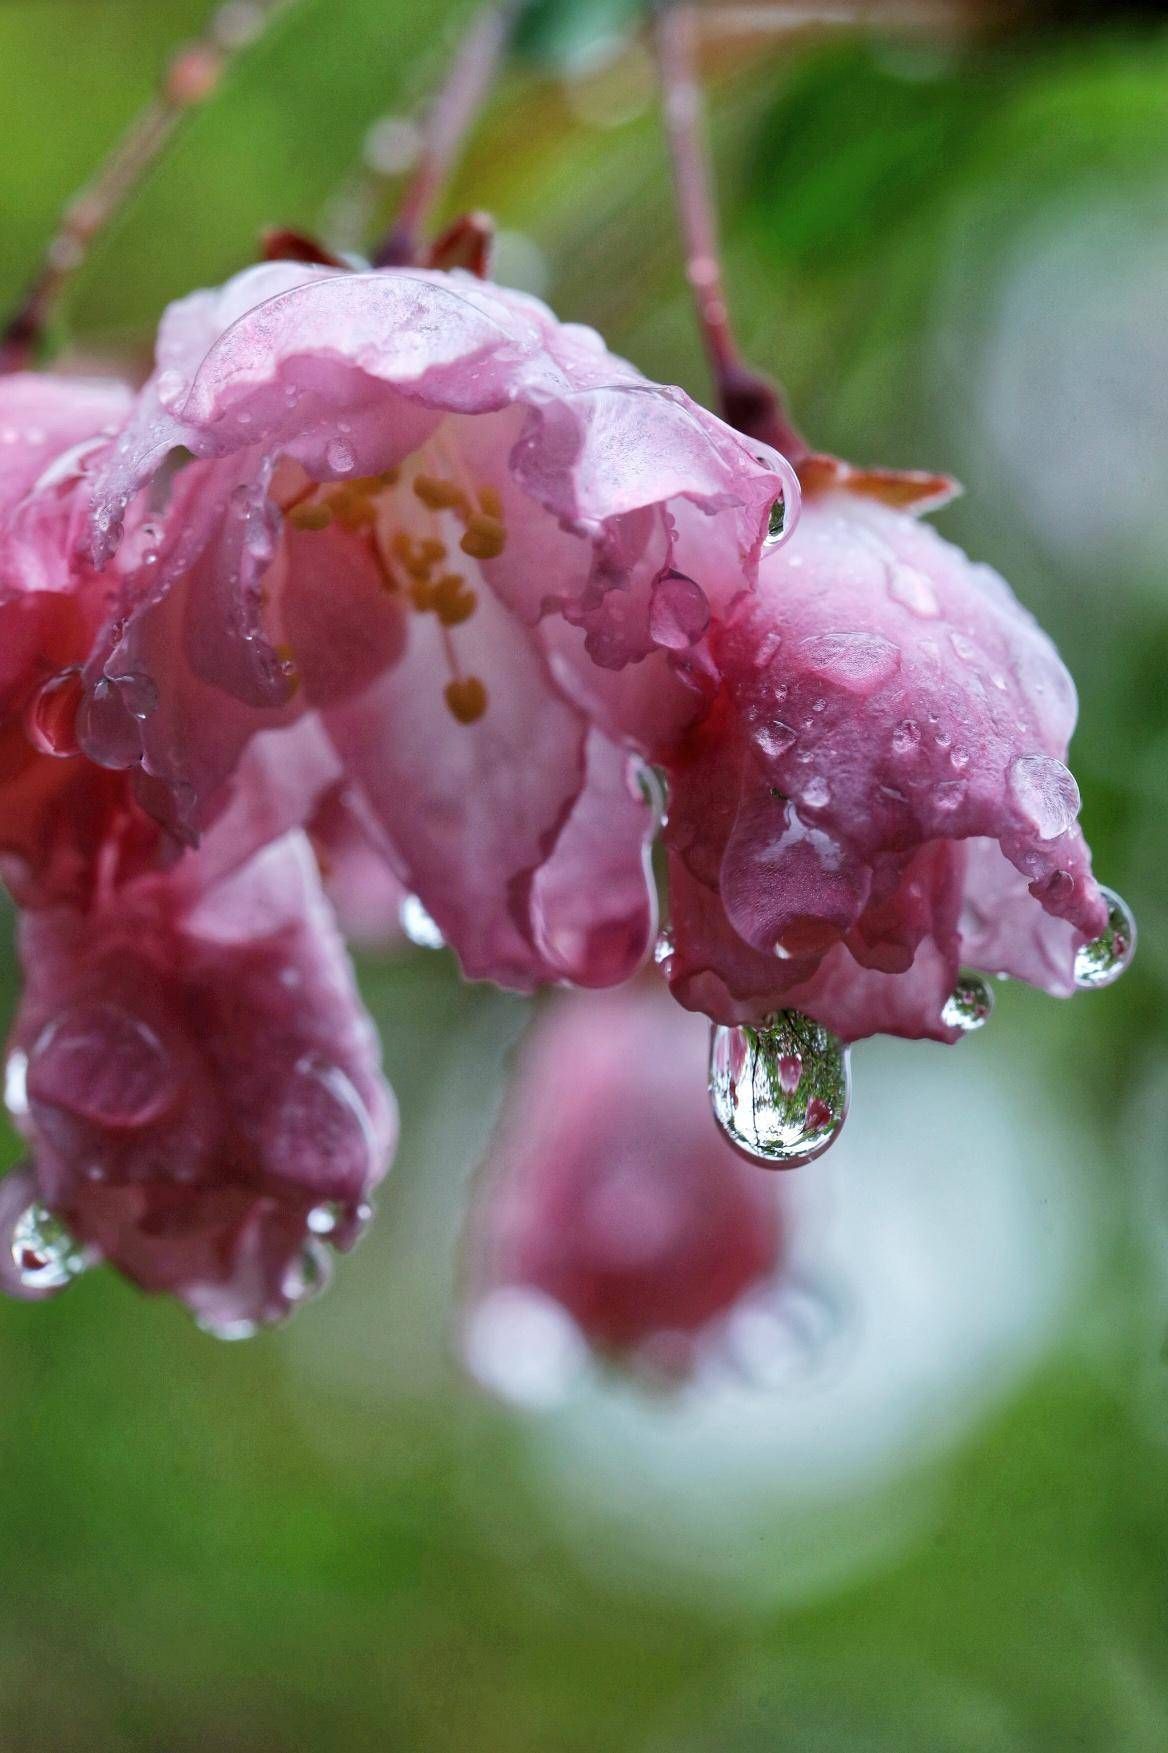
274,442,508,725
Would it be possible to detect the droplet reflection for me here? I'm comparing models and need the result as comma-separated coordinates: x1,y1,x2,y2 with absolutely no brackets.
10,1203,89,1294
709,1012,851,1167
1073,885,1136,989
941,973,994,1033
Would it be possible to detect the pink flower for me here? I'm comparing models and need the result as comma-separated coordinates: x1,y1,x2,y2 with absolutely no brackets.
462,980,783,1380
659,484,1110,1042
0,372,161,908
82,263,793,991
1,833,395,1332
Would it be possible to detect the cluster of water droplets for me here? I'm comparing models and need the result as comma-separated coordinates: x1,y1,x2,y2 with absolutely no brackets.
703,883,1136,1168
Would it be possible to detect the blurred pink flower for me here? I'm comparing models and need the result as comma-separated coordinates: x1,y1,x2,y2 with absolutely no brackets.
463,980,783,1381
659,485,1109,1042
82,263,793,991
1,833,395,1332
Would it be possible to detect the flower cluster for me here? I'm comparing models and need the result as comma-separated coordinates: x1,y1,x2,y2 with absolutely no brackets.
0,257,1123,1328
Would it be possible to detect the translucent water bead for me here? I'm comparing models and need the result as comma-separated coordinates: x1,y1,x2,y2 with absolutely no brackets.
1074,886,1136,990
941,973,994,1033
11,1202,89,1294
709,1011,851,1168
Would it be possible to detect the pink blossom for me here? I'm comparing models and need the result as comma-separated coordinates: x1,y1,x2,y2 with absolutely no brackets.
0,373,161,908
1,833,395,1331
660,487,1109,1042
82,264,793,991
463,981,783,1376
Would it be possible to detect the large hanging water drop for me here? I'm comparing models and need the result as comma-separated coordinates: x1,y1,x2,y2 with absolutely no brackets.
709,1011,851,1167
1074,885,1136,989
10,1203,89,1294
763,496,787,547
941,973,994,1033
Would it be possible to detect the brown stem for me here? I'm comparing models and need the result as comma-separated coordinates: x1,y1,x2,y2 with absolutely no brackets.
0,0,298,373
373,1,521,269
653,0,807,459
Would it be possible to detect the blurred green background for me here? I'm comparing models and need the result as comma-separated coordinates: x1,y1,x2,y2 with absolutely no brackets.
1,1,1166,1747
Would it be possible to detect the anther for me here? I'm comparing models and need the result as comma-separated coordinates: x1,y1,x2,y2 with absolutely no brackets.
460,514,506,560
288,502,332,531
444,676,488,724
413,474,470,517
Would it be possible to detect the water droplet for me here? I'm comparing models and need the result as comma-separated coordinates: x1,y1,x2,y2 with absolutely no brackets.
633,762,669,830
307,1201,343,1237
1073,886,1136,990
653,928,674,968
764,497,786,546
648,571,709,650
934,779,967,813
752,720,797,762
708,1011,851,1167
28,1004,178,1129
801,775,830,810
10,1203,89,1293
325,438,355,475
887,563,939,618
399,893,446,949
797,632,900,692
109,672,158,720
1007,754,1080,841
283,1241,331,1306
155,368,187,409
891,719,921,756
196,1315,259,1342
24,668,84,758
5,1051,28,1118
941,973,994,1032
261,1058,378,1195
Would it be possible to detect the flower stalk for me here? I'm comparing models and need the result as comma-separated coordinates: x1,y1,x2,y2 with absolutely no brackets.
0,0,298,373
373,0,523,268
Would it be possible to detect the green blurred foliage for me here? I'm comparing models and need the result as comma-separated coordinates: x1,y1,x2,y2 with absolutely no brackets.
0,2,1167,1748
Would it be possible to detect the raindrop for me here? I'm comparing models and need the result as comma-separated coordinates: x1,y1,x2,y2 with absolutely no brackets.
752,720,797,762
891,719,921,756
10,1203,89,1293
764,497,786,546
325,438,356,476
802,775,831,810
1073,886,1136,990
399,893,446,950
154,368,187,408
4,1051,28,1118
283,1241,331,1306
709,1011,851,1167
24,668,84,758
653,928,674,969
941,973,994,1032
196,1315,259,1342
307,1201,343,1237
1007,754,1080,841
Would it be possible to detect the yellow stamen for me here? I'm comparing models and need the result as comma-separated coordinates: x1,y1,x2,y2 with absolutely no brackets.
444,675,488,724
478,484,503,519
288,501,332,531
460,514,506,561
328,487,376,530
413,474,471,517
433,572,477,627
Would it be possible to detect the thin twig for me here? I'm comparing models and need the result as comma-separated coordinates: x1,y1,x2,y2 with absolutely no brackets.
0,0,299,373
372,0,523,268
653,1,806,458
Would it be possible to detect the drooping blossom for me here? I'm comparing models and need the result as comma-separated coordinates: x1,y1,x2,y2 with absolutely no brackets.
657,475,1111,1044
1,832,395,1332
0,371,162,909
79,262,795,992
462,979,783,1390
